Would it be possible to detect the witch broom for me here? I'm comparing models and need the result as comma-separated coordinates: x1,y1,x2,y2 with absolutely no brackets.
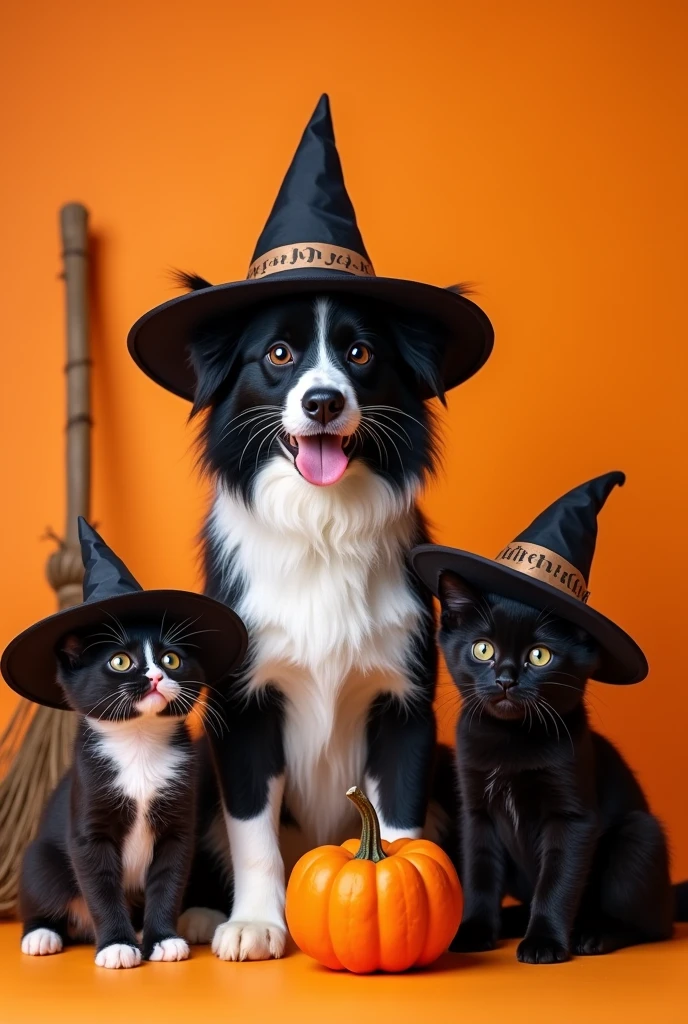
0,203,91,916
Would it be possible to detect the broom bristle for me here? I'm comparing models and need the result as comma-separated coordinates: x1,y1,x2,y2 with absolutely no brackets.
0,702,76,918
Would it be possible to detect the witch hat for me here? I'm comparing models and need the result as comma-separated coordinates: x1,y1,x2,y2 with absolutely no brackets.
127,94,493,402
410,472,647,684
1,519,248,710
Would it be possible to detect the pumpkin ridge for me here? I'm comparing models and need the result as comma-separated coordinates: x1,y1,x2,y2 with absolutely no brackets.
377,854,428,971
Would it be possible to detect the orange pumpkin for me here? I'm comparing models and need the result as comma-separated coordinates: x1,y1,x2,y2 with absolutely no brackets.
285,787,463,973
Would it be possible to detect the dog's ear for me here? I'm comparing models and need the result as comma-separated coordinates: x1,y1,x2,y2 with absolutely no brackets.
171,269,214,292
390,311,447,405
438,572,479,620
170,270,243,415
188,326,242,416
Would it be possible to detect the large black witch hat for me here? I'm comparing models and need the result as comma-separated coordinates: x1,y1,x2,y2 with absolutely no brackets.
127,94,493,402
1,519,248,710
410,472,647,684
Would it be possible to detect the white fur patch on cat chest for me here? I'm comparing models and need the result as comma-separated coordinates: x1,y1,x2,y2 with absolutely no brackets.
122,808,155,892
89,718,188,891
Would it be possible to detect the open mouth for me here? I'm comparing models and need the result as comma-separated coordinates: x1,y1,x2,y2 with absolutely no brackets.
283,433,355,486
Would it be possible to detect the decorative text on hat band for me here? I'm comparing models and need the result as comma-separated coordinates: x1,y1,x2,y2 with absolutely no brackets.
494,543,590,603
247,243,375,280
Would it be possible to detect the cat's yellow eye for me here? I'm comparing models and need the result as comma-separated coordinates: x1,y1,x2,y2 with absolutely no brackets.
109,653,132,672
528,646,552,667
347,343,372,366
267,343,293,366
161,651,181,670
472,640,495,662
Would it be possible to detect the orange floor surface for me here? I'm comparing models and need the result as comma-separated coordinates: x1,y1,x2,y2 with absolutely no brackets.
2,923,687,1024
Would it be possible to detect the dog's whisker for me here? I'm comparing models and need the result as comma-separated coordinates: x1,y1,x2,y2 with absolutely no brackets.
360,405,430,433
363,412,413,448
239,419,284,470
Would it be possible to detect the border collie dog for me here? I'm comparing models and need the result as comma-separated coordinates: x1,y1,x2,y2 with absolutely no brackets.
185,285,445,961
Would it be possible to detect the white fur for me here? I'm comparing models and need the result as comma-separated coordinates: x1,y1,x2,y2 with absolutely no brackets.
281,299,361,440
89,716,189,892
148,937,190,962
95,943,141,969
178,907,226,945
22,928,63,956
212,776,287,961
211,459,425,848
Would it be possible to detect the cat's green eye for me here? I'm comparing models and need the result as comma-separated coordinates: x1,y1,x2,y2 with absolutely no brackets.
472,640,495,662
528,646,552,667
109,653,132,672
161,651,181,670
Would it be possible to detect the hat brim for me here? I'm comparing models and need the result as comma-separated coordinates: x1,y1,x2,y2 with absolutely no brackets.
410,545,648,685
1,590,248,710
127,271,494,402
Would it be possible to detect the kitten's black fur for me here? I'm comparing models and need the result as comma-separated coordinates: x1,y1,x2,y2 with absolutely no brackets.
20,621,204,964
438,572,674,964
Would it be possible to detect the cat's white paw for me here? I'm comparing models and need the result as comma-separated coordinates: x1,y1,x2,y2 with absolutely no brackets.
148,937,190,962
21,928,63,956
95,943,142,969
212,920,286,961
178,907,226,945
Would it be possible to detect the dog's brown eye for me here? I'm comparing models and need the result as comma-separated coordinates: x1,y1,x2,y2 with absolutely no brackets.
267,343,293,366
348,343,372,365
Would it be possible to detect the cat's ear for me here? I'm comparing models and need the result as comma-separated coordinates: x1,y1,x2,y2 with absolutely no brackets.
57,634,82,669
438,572,479,617
188,324,244,417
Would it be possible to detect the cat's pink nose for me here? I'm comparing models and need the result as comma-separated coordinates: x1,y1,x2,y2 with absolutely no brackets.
147,671,164,688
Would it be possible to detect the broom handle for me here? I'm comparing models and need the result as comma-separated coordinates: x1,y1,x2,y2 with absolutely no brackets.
61,203,91,549
45,204,91,608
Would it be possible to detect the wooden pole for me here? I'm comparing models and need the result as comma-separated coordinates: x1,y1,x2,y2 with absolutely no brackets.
0,203,92,917
46,203,91,605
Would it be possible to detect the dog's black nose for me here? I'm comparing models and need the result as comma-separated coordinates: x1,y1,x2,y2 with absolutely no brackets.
301,387,345,425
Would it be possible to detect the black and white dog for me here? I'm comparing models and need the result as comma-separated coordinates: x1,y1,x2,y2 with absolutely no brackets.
181,282,448,960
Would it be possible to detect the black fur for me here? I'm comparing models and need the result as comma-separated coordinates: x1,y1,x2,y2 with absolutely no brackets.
20,622,204,961
437,573,675,963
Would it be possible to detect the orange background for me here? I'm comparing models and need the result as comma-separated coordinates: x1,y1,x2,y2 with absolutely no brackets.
1,0,687,884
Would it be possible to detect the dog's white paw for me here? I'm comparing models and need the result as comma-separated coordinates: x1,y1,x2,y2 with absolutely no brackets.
148,937,190,962
21,928,63,956
178,907,226,945
212,920,286,961
95,943,142,969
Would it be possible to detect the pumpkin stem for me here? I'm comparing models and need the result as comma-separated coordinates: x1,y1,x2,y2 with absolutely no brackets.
346,786,387,862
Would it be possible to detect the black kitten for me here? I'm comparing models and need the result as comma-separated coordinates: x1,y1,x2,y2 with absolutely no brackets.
438,573,674,964
20,620,205,969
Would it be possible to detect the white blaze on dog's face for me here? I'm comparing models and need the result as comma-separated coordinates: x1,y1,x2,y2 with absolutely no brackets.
280,300,362,486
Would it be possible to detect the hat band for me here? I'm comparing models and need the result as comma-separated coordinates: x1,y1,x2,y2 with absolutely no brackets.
494,542,590,604
247,243,375,281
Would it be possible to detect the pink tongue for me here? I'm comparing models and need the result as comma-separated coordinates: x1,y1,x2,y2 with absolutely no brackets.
295,435,349,486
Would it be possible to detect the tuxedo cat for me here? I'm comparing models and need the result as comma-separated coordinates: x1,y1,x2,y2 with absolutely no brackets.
20,620,205,969
438,573,675,964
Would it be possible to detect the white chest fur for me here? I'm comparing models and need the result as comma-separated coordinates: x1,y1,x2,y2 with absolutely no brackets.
210,460,427,846
89,718,188,892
